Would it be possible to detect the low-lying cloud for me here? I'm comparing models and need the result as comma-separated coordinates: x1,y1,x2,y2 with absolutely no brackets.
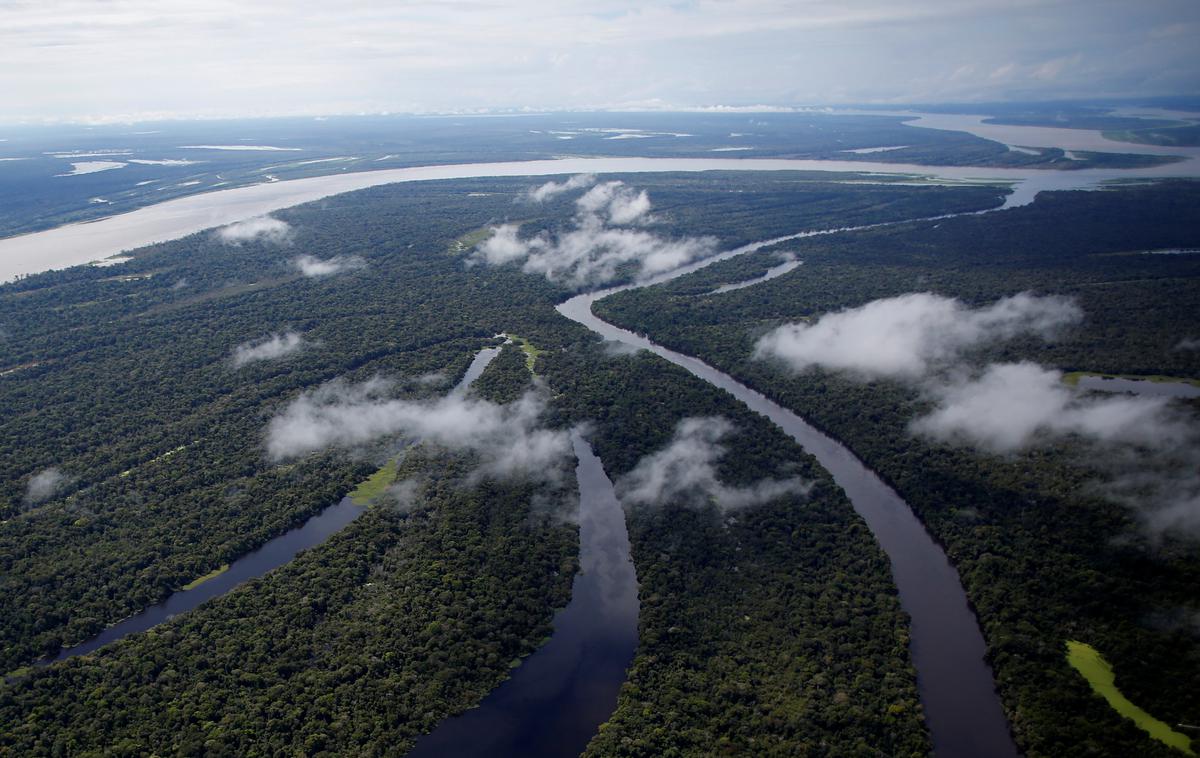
910,362,1190,453
752,291,1199,539
265,378,572,481
576,181,653,225
24,467,69,505
526,173,596,203
617,417,810,511
910,361,1200,540
473,180,717,288
755,292,1082,380
232,331,306,367
292,254,366,277
216,215,292,245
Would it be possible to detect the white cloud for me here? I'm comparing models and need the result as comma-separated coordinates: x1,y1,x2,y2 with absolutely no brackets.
216,215,292,245
576,181,652,224
526,173,595,202
617,416,810,511
231,331,306,367
475,224,529,265
265,379,572,481
910,362,1192,454
754,292,1082,380
24,467,70,505
292,254,366,277
472,181,716,288
1176,337,1200,351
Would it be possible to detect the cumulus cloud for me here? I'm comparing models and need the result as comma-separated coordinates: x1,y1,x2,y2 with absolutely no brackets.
576,181,653,225
24,467,69,505
754,292,1082,380
617,417,810,511
265,378,572,481
1176,336,1200,351
472,181,716,288
292,254,366,277
910,362,1191,453
475,224,529,265
216,215,292,245
526,173,596,203
232,331,306,367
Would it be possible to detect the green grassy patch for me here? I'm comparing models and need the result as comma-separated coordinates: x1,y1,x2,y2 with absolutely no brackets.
1063,371,1200,388
182,564,230,591
1067,640,1195,755
505,333,544,375
349,458,399,505
446,225,497,256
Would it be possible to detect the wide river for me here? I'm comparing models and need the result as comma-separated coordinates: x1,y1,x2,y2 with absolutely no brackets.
3,110,1200,281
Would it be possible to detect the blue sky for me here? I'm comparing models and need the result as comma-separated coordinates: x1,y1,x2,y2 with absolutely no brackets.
2,0,1197,123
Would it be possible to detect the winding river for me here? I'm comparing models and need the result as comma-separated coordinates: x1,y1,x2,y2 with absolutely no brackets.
558,273,1019,757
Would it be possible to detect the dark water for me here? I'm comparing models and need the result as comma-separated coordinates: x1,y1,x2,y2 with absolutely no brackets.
558,283,1019,757
40,497,365,665
39,347,502,667
408,432,638,758
1078,375,1200,399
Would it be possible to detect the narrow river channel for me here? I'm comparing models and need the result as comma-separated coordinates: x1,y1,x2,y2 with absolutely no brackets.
407,432,638,757
38,346,504,668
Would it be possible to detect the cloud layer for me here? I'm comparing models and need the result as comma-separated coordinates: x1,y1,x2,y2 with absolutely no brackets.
292,254,366,277
232,331,306,367
474,180,716,288
216,216,292,245
755,292,1082,380
4,1,1197,122
617,416,810,511
265,378,572,481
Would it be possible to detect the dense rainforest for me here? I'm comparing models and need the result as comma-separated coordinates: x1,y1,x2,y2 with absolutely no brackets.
595,181,1200,757
0,174,1013,754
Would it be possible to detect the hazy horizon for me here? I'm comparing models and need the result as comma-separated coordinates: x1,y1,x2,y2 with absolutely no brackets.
3,0,1198,125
